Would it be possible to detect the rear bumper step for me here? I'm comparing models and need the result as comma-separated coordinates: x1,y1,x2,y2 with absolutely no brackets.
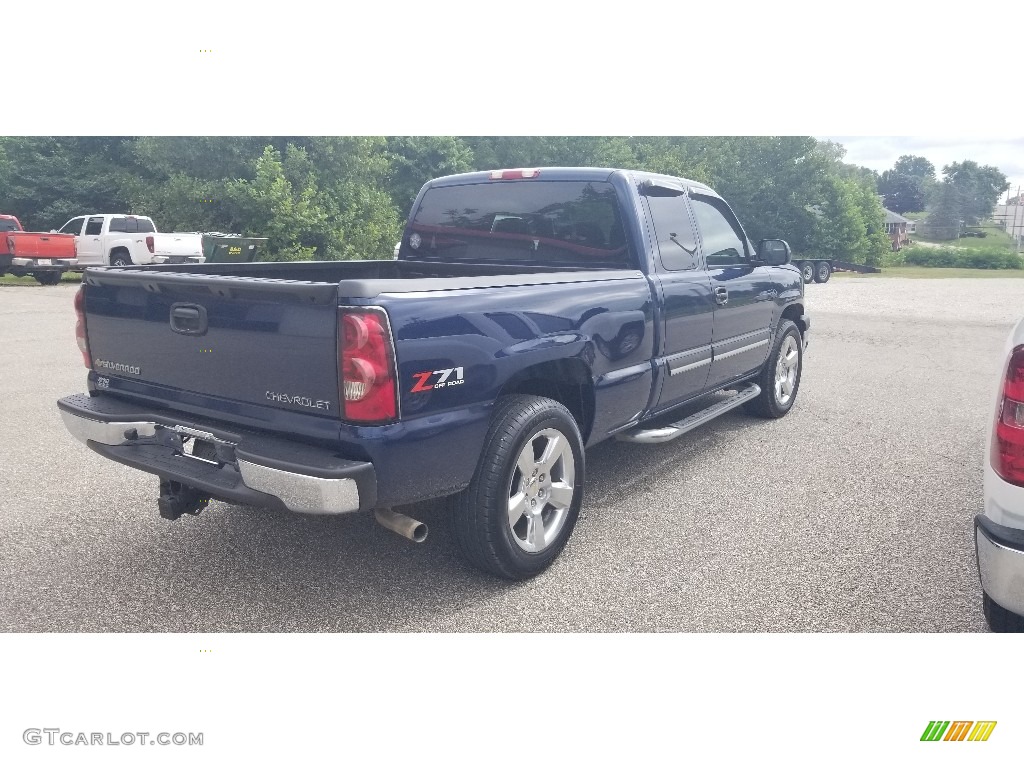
615,384,761,444
57,393,375,514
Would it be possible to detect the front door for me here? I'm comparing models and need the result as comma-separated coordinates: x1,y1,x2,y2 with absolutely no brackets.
689,194,776,389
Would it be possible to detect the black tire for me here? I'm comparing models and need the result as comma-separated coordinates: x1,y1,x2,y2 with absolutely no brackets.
110,250,133,267
34,272,62,285
814,261,832,283
450,395,585,580
983,592,1024,632
744,320,803,419
800,261,814,283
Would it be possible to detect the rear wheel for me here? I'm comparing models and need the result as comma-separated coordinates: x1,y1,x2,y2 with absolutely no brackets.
814,261,832,283
450,395,584,580
110,250,132,267
800,261,814,283
983,592,1024,632
744,320,802,419
34,272,62,285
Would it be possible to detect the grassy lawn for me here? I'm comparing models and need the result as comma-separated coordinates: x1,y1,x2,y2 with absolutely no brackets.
836,266,1024,279
911,219,1017,251
0,272,82,287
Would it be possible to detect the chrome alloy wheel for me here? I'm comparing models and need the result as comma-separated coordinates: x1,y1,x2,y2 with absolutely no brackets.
774,334,800,406
507,428,576,553
801,262,814,282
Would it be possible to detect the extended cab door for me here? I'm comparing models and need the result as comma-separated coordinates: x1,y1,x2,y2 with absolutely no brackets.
74,216,106,264
691,194,776,389
643,187,715,411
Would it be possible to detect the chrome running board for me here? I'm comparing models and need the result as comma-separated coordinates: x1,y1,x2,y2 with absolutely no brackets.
615,384,761,444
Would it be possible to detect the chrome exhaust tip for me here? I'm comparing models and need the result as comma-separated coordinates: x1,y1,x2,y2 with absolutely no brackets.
374,508,428,543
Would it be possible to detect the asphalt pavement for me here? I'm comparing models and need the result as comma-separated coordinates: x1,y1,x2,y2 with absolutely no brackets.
1,276,1020,632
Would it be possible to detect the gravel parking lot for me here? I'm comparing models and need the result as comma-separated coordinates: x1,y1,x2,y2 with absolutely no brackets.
2,276,1021,632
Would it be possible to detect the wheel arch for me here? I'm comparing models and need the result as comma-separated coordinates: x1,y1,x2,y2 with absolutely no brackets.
780,303,807,335
496,359,595,443
108,246,131,264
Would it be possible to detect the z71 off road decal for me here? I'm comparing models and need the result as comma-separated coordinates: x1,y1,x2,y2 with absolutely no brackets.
411,367,465,393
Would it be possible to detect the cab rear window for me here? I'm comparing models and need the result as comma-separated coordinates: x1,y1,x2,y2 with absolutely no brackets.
109,217,156,233
403,181,633,268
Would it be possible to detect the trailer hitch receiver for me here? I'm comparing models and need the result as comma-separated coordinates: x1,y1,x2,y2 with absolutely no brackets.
158,479,210,521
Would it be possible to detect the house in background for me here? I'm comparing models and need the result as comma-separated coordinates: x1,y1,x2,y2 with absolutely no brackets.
883,208,913,250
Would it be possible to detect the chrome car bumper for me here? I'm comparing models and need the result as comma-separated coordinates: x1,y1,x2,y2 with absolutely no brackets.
58,394,374,515
976,514,1024,617
11,257,77,267
149,255,206,265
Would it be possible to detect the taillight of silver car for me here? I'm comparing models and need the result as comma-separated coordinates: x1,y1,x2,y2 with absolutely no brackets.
74,286,91,368
339,308,398,423
993,345,1024,485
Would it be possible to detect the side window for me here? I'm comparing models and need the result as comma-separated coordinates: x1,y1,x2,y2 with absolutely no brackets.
691,196,748,267
59,217,85,235
85,217,105,236
646,195,699,271
108,217,127,233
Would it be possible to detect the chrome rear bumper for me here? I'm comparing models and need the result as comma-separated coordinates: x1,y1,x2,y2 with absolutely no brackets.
976,514,1024,617
58,395,373,515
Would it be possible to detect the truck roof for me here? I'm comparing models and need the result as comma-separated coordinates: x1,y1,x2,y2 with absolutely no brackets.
426,167,715,195
75,213,154,219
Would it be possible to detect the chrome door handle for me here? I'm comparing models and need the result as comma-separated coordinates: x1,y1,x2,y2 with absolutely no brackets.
714,287,729,305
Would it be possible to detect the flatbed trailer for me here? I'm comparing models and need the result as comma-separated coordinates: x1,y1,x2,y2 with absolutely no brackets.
793,258,881,284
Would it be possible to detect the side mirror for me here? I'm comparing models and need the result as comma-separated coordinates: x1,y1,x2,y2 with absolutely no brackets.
758,238,791,266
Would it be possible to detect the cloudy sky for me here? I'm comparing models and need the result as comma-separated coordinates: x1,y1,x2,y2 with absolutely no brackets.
820,136,1024,202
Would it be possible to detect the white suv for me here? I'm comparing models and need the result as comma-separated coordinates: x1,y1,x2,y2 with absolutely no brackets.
978,317,1024,632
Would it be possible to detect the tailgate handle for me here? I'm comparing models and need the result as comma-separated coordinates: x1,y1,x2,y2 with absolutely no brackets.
170,303,208,336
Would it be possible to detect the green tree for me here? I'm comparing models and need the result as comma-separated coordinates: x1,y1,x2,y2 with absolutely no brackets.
806,176,869,261
385,137,475,215
923,180,962,240
465,137,636,170
941,160,1009,225
851,179,890,265
0,137,131,229
223,145,326,260
878,155,935,213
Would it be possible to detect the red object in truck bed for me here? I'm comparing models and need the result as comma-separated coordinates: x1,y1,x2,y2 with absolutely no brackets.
0,215,77,259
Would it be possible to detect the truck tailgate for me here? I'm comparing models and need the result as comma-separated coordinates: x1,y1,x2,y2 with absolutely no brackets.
7,231,77,258
152,233,204,258
83,271,341,417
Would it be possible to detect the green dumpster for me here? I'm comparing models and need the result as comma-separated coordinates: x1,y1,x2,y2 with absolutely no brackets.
201,233,269,263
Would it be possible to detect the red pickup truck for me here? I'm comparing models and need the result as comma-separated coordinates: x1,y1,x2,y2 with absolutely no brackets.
1,215,78,284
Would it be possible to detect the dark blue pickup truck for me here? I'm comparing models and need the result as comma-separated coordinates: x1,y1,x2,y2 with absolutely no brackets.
58,167,808,579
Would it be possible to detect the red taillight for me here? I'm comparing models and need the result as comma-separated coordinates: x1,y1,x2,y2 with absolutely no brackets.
74,286,91,368
993,345,1024,485
339,309,397,423
146,235,154,254
488,168,540,180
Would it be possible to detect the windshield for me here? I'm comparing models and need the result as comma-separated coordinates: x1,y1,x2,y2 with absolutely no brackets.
403,180,633,269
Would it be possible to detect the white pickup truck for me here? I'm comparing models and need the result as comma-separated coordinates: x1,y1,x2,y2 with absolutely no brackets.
55,214,204,266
